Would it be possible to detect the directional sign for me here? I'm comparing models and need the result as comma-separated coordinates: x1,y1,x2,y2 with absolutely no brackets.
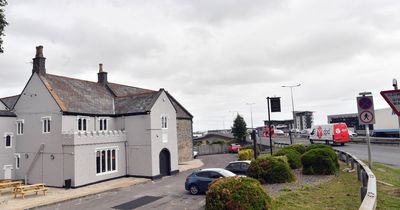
357,96,375,125
270,97,281,112
380,89,400,117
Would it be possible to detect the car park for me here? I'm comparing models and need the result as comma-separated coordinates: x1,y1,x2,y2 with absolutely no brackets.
225,160,251,175
228,144,241,153
184,168,236,195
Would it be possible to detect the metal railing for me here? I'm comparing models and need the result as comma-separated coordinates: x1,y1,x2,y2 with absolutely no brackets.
273,142,377,210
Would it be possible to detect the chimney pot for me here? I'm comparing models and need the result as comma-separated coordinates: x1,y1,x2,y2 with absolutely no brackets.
97,63,108,85
32,45,46,75
99,63,103,72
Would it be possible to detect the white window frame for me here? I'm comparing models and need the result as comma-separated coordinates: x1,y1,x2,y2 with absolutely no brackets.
14,153,20,169
4,133,13,148
77,116,88,131
98,117,109,131
161,115,168,129
16,120,24,135
95,146,118,176
41,116,51,134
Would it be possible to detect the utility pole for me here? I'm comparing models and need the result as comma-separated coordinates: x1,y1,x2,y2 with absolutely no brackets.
393,79,400,139
246,103,255,129
282,84,301,131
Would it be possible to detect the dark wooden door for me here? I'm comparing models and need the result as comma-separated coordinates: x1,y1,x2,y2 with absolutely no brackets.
159,149,171,176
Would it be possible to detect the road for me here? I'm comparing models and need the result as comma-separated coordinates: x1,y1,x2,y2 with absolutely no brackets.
39,154,237,210
273,137,400,168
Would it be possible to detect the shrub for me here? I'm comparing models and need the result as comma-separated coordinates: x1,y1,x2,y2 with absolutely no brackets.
305,144,332,152
285,144,306,154
238,149,254,160
273,148,302,169
301,148,339,175
247,156,296,184
206,177,271,210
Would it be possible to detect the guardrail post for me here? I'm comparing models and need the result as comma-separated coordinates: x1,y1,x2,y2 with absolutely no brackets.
345,154,350,165
357,163,361,181
350,157,354,170
360,170,368,201
360,186,367,201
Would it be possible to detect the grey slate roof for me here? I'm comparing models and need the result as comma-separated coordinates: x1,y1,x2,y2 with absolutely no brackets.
35,73,192,118
0,95,19,109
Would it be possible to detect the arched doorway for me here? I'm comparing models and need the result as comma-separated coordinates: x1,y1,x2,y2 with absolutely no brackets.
159,149,171,177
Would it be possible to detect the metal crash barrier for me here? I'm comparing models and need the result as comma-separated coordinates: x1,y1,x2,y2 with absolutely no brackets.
273,142,377,210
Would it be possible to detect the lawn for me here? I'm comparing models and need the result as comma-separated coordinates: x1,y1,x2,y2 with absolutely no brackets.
270,161,400,210
372,162,400,210
271,162,360,210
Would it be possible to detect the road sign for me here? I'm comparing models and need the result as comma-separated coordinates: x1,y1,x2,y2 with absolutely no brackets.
357,96,375,125
380,89,400,117
270,97,281,112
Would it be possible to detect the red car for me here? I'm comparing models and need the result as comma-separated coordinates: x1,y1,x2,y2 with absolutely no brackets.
228,144,241,153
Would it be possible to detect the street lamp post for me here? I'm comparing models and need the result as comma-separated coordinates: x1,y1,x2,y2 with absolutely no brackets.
282,84,301,131
246,103,255,129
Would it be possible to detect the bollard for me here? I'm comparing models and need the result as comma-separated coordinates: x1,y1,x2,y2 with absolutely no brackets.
345,154,350,165
357,163,361,181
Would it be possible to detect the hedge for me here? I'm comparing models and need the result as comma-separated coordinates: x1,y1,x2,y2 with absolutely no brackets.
206,176,271,210
301,148,339,175
247,156,296,184
273,148,302,169
285,144,306,154
238,149,254,160
305,144,333,152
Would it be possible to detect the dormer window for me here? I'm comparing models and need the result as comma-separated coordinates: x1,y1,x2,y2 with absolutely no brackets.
42,117,51,134
78,117,88,131
17,120,24,135
99,118,108,131
161,115,168,129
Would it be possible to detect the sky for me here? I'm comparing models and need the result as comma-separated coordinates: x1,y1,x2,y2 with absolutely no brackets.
0,0,399,132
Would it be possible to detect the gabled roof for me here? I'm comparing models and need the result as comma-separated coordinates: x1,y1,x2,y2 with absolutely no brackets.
165,91,193,119
0,95,20,109
114,91,161,115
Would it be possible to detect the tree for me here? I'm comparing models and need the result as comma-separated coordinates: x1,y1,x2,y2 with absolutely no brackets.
231,114,247,142
0,0,8,53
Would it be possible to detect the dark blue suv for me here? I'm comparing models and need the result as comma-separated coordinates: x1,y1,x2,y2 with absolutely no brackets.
185,168,236,195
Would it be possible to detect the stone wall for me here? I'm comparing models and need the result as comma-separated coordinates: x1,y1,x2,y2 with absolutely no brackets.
177,119,193,163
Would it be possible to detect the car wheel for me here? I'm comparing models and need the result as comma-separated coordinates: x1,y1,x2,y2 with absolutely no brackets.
189,184,200,195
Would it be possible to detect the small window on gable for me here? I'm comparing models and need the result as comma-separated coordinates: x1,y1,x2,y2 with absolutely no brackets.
78,117,88,131
17,120,24,135
42,117,51,133
99,118,108,131
4,133,12,148
161,115,168,129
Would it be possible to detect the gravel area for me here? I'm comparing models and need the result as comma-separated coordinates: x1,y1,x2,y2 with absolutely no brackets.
264,169,335,198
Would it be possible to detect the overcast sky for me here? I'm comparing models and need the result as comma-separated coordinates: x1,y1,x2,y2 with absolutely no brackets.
1,0,399,131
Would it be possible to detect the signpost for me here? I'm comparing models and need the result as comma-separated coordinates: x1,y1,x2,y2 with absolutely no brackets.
266,97,281,155
357,93,375,169
380,78,400,138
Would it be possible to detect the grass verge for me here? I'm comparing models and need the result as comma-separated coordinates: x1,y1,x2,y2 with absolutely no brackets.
271,162,360,210
371,162,400,210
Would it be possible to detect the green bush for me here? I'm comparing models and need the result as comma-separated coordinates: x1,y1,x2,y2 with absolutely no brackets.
247,156,296,184
273,148,302,169
285,144,306,154
305,144,332,152
206,176,271,210
301,148,339,175
238,149,254,160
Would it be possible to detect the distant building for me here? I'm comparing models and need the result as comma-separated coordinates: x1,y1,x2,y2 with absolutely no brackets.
264,111,314,132
328,108,398,136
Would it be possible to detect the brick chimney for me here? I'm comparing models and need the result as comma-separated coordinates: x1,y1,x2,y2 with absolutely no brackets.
97,63,108,85
32,46,46,75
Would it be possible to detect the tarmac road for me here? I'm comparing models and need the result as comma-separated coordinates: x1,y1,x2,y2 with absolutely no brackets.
39,153,238,210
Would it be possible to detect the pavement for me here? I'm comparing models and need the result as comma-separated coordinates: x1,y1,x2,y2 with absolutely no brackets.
0,158,204,210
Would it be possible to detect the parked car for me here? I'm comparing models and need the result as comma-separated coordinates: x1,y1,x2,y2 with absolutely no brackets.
225,160,251,175
185,168,236,195
274,129,285,136
348,130,358,137
193,150,198,158
228,144,241,153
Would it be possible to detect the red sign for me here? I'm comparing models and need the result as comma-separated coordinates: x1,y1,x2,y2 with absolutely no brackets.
316,126,323,139
380,90,400,117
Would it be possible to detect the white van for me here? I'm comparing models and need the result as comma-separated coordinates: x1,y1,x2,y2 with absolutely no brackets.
309,123,350,145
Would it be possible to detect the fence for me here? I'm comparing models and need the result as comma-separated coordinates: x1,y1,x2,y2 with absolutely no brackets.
194,144,229,155
274,142,377,210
